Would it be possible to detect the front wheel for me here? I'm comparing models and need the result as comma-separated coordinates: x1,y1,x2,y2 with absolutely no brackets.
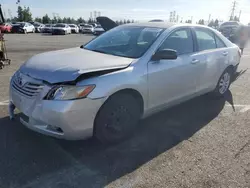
212,68,232,97
94,93,141,144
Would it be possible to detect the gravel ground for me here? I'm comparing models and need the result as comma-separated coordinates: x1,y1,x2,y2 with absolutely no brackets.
0,33,249,188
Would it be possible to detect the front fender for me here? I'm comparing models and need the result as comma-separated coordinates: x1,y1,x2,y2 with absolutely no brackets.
77,66,148,106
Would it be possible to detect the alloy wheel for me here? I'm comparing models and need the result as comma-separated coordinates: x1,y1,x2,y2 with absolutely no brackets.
219,72,230,94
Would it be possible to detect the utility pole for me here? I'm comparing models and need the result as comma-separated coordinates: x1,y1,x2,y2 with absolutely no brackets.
208,14,211,24
230,1,237,21
94,11,97,21
169,12,173,22
238,10,241,21
173,11,176,22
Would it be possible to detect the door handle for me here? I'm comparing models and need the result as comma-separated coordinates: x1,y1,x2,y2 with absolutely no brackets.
222,51,228,56
191,59,200,64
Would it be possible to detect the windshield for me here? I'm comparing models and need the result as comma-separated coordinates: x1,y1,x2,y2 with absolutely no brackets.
33,23,40,27
84,26,163,58
54,24,65,27
84,25,92,28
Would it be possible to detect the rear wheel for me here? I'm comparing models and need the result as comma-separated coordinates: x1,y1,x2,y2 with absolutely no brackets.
0,62,3,69
94,93,141,144
212,68,232,97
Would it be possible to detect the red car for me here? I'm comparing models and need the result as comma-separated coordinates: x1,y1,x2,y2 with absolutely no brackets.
0,23,12,33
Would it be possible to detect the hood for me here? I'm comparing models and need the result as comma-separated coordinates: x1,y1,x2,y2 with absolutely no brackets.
19,47,134,84
96,16,118,31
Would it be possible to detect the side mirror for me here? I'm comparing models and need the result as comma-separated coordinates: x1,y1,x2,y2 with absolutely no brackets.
151,49,178,61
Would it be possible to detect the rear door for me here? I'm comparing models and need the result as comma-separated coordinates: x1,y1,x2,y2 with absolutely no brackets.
193,27,229,92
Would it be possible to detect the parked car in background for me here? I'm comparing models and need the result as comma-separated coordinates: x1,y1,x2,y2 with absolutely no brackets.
0,23,12,33
69,24,79,33
52,23,71,35
32,22,45,33
81,24,94,34
41,24,53,33
78,23,85,32
11,22,35,34
9,20,241,144
93,25,105,35
219,21,243,39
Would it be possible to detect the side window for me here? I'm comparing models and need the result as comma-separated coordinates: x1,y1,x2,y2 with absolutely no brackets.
158,28,193,55
215,35,226,48
194,29,216,51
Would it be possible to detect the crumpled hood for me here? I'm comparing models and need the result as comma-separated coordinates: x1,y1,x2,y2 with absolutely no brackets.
19,47,134,84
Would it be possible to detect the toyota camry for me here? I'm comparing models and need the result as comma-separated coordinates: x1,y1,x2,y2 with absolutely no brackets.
9,17,241,144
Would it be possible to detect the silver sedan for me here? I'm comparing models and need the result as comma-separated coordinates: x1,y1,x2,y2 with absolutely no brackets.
9,22,241,144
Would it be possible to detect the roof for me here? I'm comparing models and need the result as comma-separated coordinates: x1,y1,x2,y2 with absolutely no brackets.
124,22,176,28
120,22,211,29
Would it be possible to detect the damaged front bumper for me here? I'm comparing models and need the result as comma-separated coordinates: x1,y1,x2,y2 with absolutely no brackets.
9,78,105,140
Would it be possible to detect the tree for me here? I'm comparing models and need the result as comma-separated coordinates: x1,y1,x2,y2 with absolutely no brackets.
17,6,23,21
57,17,63,23
115,20,119,25
214,19,219,28
119,20,123,25
198,19,205,25
51,16,57,24
185,20,192,23
127,19,131,23
77,17,85,24
17,6,32,22
208,19,214,27
123,19,127,24
42,14,50,24
62,17,67,23
88,18,93,24
131,19,135,23
233,16,239,21
23,6,32,21
34,17,42,23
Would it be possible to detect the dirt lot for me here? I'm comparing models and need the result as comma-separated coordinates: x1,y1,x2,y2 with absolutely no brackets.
0,33,249,188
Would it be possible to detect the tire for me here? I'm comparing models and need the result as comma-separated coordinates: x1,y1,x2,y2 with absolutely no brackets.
0,62,3,69
212,67,233,97
94,93,141,144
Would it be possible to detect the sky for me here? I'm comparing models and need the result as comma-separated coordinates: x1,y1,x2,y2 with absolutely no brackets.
2,0,250,24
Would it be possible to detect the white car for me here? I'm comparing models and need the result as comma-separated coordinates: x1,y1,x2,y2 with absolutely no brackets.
93,25,105,35
81,24,94,34
52,23,71,35
11,22,35,34
69,24,79,33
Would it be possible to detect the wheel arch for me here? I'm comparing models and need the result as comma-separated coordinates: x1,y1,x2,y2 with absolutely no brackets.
97,88,145,117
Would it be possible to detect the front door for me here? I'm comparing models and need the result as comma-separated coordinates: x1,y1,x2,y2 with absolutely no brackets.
147,28,206,110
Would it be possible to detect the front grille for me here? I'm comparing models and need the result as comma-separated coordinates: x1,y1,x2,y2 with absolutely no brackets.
12,76,44,98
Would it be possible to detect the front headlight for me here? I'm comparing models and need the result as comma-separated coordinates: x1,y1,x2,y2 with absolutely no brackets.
46,85,95,100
